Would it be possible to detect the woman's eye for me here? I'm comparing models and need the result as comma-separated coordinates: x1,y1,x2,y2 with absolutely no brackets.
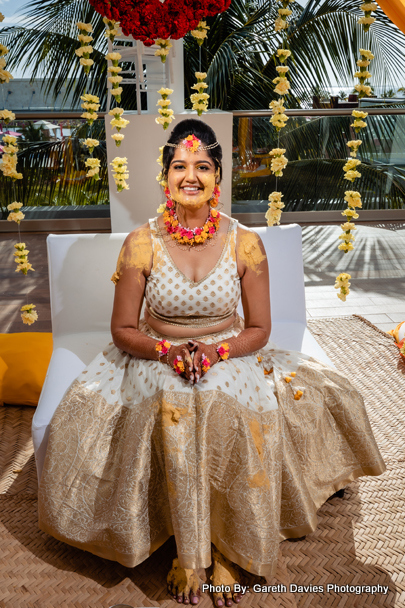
173,165,185,170
197,165,208,170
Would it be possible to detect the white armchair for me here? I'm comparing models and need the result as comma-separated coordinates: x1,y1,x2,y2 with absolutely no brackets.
32,224,333,482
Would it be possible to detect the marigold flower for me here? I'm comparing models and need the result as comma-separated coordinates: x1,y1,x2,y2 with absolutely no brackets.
277,48,291,63
7,210,25,224
78,34,93,43
108,107,124,117
80,58,94,67
157,87,173,97
112,133,125,146
108,75,123,85
354,70,372,80
359,49,375,60
76,22,93,32
7,201,23,211
275,16,288,31
342,208,359,220
354,84,372,97
105,52,122,63
344,170,361,182
344,190,362,208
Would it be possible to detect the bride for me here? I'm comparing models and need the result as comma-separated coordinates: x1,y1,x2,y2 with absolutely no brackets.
38,118,385,607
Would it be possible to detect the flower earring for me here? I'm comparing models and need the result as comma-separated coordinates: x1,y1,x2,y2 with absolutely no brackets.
210,184,220,208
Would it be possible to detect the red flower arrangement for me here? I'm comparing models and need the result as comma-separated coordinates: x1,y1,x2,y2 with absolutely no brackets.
88,0,231,45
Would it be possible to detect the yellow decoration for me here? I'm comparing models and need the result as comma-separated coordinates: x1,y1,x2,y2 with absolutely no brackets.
0,333,53,406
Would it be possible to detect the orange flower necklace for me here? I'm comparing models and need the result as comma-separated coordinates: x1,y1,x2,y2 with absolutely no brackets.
162,187,221,246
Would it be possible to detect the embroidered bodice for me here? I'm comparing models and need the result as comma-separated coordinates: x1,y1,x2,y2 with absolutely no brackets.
145,217,241,327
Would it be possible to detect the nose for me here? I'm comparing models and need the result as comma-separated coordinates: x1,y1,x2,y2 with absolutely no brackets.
184,164,197,183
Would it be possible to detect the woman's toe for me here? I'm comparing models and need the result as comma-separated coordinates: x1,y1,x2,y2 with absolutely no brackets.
177,593,184,603
224,592,233,606
190,587,201,604
233,595,242,603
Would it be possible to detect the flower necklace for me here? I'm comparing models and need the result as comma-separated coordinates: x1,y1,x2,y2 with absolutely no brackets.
162,188,221,246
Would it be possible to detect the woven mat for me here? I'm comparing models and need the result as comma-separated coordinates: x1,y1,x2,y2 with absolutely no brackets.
1,315,404,608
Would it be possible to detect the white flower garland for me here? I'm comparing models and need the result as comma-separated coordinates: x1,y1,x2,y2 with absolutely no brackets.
190,72,209,116
154,39,173,63
76,22,94,75
335,3,376,301
191,21,210,46
156,88,175,129
105,51,123,103
0,37,13,84
266,3,294,226
110,156,129,192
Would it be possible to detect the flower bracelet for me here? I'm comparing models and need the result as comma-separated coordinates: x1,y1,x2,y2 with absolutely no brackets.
201,355,211,373
155,339,172,364
173,355,185,375
216,342,230,360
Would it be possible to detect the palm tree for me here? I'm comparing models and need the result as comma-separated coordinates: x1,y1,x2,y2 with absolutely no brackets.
1,0,405,110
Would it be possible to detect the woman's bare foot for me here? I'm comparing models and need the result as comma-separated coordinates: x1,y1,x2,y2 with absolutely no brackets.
167,557,201,604
211,546,243,607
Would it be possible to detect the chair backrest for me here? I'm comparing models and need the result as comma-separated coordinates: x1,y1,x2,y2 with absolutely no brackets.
47,223,306,339
47,233,126,339
236,224,306,324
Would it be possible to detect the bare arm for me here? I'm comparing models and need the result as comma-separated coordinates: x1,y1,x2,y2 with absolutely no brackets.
192,227,271,376
110,224,194,376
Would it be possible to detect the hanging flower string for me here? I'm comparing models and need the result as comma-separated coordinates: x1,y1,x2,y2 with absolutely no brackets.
13,239,34,274
265,191,285,226
109,107,129,146
156,145,167,197
103,17,121,41
76,22,94,75
110,156,129,192
0,16,37,325
106,51,123,103
156,88,174,130
0,132,23,181
354,49,374,98
335,6,377,300
270,148,288,177
191,21,209,46
335,273,352,302
266,5,293,227
358,2,377,32
154,39,172,63
275,0,295,32
20,304,38,326
0,38,13,84
191,72,209,116
7,201,25,225
80,93,100,126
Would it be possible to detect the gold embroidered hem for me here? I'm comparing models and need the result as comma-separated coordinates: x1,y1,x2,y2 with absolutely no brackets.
38,321,386,578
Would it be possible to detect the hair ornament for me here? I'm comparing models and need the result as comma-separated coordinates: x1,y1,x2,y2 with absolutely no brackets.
165,134,219,153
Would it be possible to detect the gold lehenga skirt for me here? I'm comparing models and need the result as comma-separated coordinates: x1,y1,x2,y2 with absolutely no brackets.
38,317,385,577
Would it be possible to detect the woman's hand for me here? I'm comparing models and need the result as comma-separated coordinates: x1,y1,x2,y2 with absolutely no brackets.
188,341,219,383
167,343,195,383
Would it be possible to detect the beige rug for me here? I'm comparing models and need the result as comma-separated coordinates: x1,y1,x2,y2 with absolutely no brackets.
0,315,404,608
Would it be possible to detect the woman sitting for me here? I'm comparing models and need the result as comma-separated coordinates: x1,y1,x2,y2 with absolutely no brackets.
38,119,385,607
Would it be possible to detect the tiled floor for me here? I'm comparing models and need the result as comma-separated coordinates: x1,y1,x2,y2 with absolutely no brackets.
302,222,405,332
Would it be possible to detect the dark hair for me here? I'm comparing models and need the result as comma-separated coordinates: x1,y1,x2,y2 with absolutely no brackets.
162,119,223,182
